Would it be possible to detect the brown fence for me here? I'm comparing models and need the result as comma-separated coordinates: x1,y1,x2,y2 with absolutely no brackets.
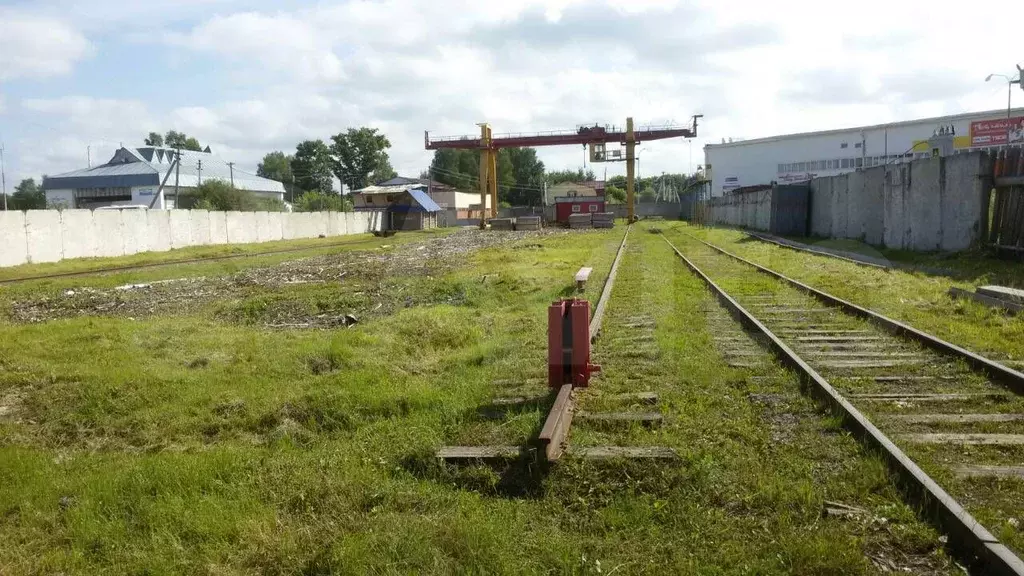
988,147,1024,254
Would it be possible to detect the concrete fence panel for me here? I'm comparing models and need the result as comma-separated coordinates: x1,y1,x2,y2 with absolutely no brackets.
266,211,284,241
908,157,943,251
810,177,833,237
328,211,345,236
59,209,96,260
121,209,149,255
25,210,63,263
941,153,987,251
0,211,28,267
861,167,885,245
225,211,246,244
169,210,193,249
209,211,228,245
239,212,258,244
93,210,126,258
147,210,172,253
254,211,273,243
189,210,212,246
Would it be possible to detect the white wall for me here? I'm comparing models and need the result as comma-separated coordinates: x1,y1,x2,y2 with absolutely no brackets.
0,209,387,268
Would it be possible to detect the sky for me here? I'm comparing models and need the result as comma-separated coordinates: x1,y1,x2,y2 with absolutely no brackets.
1,0,1022,190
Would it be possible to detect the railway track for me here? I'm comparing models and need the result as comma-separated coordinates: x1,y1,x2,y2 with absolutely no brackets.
662,230,1024,575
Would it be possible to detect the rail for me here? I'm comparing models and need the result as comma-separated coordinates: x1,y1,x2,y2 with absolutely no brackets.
662,232,1024,575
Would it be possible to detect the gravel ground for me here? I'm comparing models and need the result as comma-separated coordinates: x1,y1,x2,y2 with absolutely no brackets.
7,228,589,325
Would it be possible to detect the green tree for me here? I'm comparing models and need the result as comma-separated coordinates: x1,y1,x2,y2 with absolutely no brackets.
606,185,626,204
144,132,164,147
10,178,47,210
164,130,203,151
546,168,595,185
292,140,334,195
294,191,352,212
180,179,284,211
501,147,545,205
329,127,393,191
257,151,296,200
369,155,397,184
429,149,476,190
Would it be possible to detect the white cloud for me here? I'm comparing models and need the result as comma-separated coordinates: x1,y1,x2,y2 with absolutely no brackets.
0,10,91,80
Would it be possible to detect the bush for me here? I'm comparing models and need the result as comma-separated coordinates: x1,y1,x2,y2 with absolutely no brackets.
180,180,285,212
294,191,351,212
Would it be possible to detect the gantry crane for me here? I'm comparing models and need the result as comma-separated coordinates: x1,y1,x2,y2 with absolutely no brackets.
425,115,701,227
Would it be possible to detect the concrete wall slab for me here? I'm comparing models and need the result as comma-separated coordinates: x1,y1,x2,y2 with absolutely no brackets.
121,210,149,255
60,210,96,260
189,210,212,246
0,211,28,267
169,209,193,249
25,210,63,263
147,210,172,253
209,211,228,244
93,210,125,258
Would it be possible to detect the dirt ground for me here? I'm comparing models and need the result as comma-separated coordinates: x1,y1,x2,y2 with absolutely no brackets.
7,229,583,327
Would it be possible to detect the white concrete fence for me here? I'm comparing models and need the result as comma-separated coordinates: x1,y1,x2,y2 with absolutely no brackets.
0,209,386,268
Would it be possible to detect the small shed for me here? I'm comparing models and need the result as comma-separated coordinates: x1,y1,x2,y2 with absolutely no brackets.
554,195,606,224
388,189,442,230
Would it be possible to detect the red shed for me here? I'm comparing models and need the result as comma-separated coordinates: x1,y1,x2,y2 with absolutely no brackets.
554,195,606,223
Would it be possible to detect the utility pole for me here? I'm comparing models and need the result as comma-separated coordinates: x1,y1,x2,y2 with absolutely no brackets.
228,162,235,188
197,159,203,186
174,149,181,209
87,145,91,168
1,144,6,211
290,174,295,204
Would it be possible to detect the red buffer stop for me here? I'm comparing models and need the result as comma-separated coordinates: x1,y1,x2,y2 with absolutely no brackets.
548,299,601,389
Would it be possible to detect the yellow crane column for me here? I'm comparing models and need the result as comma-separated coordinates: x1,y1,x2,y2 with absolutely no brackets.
478,124,492,229
488,147,498,220
625,117,636,223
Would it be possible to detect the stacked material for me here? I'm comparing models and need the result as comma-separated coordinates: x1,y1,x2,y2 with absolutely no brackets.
568,214,593,229
516,216,542,231
489,218,514,231
592,212,615,229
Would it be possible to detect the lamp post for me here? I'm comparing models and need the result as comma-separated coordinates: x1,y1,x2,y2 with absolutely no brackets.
986,73,1021,145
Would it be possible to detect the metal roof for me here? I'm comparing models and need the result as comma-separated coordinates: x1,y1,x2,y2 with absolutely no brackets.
406,189,442,212
43,146,285,195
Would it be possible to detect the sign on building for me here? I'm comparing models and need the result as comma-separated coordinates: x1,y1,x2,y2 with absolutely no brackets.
970,117,1024,146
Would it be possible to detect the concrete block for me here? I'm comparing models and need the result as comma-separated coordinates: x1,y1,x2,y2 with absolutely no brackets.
209,211,228,245
490,218,514,230
845,170,865,240
978,285,1024,304
831,174,850,239
239,212,258,244
146,210,172,253
92,210,125,258
225,211,246,244
312,212,329,237
940,153,986,251
121,209,148,255
189,210,212,246
348,212,365,235
327,211,344,236
909,157,942,251
0,211,28,267
24,210,63,263
255,211,273,243
755,190,771,231
281,213,297,240
861,167,885,245
168,210,193,249
59,209,96,260
883,167,909,249
266,211,284,241
810,176,833,237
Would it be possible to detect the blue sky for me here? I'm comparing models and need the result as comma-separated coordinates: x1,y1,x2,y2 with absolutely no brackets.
1,0,1021,189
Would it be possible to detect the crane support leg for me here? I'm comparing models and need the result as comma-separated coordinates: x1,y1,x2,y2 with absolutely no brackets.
626,117,636,223
489,148,498,219
478,124,492,229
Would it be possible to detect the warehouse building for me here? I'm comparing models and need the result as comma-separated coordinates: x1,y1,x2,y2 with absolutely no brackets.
43,147,286,209
353,176,491,221
704,107,1024,196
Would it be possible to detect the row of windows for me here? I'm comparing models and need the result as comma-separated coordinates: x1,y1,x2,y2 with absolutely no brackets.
778,154,914,174
74,187,131,199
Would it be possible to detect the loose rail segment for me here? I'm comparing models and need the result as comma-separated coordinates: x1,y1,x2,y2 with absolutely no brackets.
662,233,1024,576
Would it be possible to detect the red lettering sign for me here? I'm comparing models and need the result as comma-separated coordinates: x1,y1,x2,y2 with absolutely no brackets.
971,116,1024,146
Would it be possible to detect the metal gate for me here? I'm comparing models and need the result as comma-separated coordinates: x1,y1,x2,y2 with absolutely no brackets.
769,184,811,236
988,147,1024,255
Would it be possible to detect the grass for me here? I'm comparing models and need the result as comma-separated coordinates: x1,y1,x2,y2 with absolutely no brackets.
0,224,960,574
679,223,1024,364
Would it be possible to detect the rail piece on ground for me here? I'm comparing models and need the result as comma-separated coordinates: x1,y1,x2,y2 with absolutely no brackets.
662,233,1024,576
688,233,1024,394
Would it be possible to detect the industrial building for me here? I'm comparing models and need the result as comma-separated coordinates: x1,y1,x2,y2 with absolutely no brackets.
43,147,286,209
704,107,1024,196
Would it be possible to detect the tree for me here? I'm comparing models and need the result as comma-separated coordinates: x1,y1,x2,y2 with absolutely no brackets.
429,149,476,190
257,151,296,200
369,155,397,184
164,130,203,151
546,168,596,185
292,140,334,195
180,179,284,211
606,185,626,204
10,178,46,210
501,147,545,205
144,132,164,147
329,127,393,191
294,191,352,212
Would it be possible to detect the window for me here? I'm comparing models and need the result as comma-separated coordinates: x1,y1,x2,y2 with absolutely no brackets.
588,204,598,212
840,142,849,149
797,162,806,171
572,205,581,213
854,142,862,149
365,196,374,203
855,157,863,168
841,158,851,168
